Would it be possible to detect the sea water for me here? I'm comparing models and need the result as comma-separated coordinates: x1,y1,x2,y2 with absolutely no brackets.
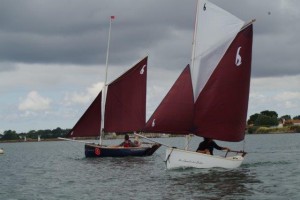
0,134,299,200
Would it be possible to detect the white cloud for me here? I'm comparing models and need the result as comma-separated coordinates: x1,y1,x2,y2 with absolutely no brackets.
248,75,300,117
274,92,300,101
63,82,103,105
18,91,51,111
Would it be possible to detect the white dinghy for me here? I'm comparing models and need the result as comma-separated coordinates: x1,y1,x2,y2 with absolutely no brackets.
165,148,246,170
144,0,254,170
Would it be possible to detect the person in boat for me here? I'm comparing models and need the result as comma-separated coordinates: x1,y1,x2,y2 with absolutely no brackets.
196,137,230,155
118,134,137,147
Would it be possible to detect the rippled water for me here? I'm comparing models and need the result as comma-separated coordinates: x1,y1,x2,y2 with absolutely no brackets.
1,134,299,200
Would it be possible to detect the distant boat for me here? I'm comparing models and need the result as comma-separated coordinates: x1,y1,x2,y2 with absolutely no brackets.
65,57,160,157
0,148,4,154
144,0,254,169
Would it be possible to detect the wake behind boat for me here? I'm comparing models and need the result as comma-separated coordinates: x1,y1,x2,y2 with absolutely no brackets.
144,0,254,169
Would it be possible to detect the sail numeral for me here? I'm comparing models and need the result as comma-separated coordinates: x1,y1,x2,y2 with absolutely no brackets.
152,119,156,127
203,3,206,11
235,47,242,66
140,65,146,74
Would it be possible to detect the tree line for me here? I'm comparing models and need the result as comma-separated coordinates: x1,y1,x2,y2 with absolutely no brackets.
247,110,300,126
1,110,300,140
0,128,70,141
247,110,300,134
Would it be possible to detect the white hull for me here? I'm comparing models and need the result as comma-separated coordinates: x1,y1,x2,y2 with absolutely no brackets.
0,148,4,154
165,148,244,170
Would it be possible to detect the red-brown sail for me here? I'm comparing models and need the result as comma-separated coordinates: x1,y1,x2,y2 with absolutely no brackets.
66,91,102,137
104,57,147,132
193,25,253,142
144,65,194,134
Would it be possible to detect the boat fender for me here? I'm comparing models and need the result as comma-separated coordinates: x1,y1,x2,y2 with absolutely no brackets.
95,147,101,156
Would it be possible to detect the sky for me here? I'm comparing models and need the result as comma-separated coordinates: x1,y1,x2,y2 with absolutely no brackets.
0,0,299,133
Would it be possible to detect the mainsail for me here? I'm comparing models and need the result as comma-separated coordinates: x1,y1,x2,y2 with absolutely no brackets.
67,57,148,137
193,24,253,141
146,0,253,142
104,57,147,133
144,65,194,134
191,0,245,101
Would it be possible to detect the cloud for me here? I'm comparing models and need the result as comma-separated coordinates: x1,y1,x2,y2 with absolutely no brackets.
274,92,300,109
63,82,103,105
1,0,300,132
274,92,300,101
18,91,51,111
248,75,300,117
1,0,298,77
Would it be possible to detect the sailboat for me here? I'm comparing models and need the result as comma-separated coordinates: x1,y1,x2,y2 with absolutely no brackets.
65,57,161,157
62,16,160,157
144,0,254,169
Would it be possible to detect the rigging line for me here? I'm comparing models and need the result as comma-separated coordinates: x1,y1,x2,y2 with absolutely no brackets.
164,148,174,164
64,139,84,156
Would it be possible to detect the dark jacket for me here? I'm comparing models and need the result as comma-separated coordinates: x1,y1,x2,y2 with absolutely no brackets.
196,140,223,155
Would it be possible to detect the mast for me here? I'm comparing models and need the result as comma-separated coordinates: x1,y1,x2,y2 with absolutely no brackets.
100,15,115,145
190,0,200,74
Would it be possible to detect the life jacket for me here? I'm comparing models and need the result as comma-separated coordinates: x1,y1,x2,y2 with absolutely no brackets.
123,140,130,147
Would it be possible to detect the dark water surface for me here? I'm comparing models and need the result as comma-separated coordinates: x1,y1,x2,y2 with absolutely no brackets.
1,134,299,200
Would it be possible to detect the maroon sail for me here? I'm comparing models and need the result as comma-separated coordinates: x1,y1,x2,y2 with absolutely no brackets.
193,25,253,142
66,91,102,137
144,65,194,134
104,57,147,133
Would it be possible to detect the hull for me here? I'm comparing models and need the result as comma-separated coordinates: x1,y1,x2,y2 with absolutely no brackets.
0,148,3,154
85,143,161,157
165,148,244,170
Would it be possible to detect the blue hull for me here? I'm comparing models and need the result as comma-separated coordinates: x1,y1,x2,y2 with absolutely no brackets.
85,143,161,157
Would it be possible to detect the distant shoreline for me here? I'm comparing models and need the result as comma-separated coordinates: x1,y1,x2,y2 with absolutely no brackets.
0,132,299,143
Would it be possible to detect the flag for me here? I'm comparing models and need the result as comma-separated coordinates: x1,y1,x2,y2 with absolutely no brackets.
111,16,115,20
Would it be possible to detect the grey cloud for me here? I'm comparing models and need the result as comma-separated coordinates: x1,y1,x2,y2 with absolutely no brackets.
0,0,299,77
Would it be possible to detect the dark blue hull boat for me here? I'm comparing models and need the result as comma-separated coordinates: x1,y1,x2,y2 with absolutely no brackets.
85,143,161,157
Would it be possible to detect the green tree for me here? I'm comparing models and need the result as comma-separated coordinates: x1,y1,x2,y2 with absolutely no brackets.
2,130,19,140
247,113,260,125
27,130,38,139
280,115,291,120
260,110,278,118
254,115,278,127
293,115,300,120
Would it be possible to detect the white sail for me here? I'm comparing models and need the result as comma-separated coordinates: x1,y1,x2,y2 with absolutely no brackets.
191,0,245,101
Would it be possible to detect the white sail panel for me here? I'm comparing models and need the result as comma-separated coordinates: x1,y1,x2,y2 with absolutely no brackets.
191,0,245,100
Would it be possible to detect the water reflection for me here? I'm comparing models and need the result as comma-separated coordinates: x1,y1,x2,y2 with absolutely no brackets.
163,168,261,199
